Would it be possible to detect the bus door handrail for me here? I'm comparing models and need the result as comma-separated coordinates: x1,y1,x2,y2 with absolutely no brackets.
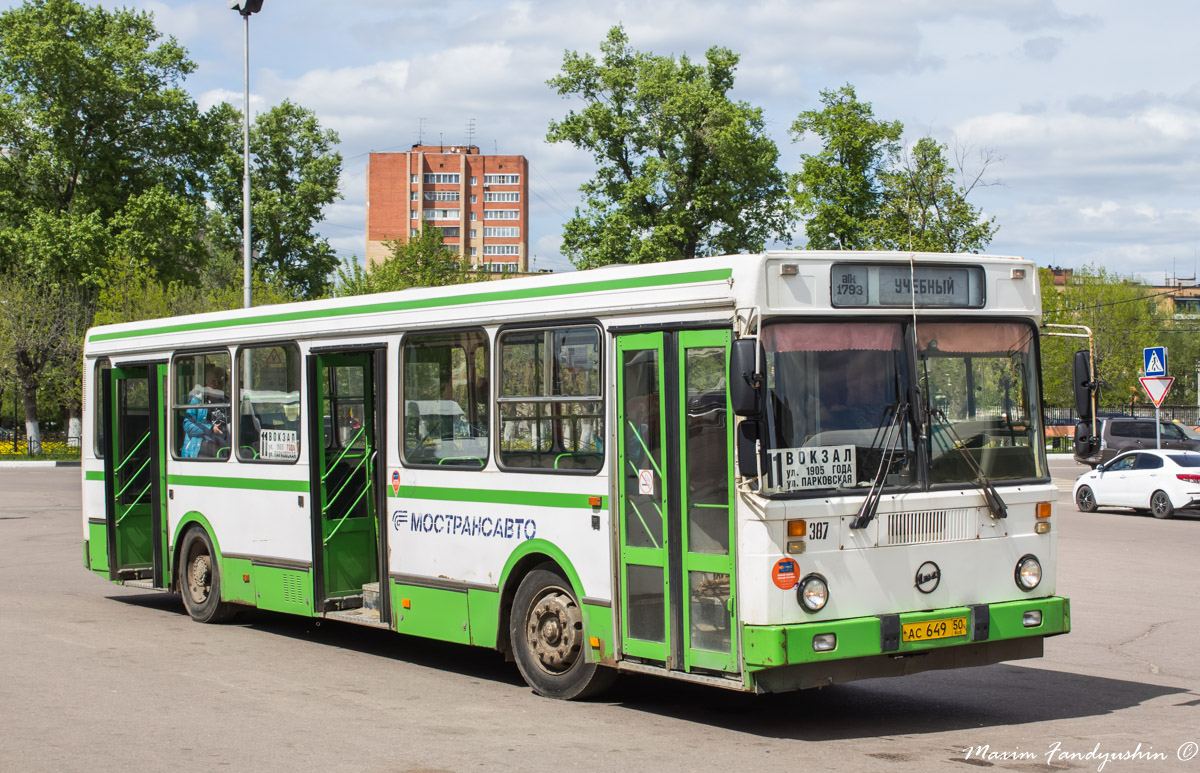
323,448,377,546
114,431,151,474
322,426,367,482
322,442,373,515
116,482,153,525
114,455,152,503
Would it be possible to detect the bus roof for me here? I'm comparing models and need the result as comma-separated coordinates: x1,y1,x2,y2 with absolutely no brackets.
84,251,1036,358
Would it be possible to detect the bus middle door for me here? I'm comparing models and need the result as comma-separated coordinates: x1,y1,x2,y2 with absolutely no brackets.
310,350,385,613
616,330,737,675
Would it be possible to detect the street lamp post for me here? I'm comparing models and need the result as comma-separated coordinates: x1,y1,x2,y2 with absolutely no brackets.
827,232,845,250
229,0,264,309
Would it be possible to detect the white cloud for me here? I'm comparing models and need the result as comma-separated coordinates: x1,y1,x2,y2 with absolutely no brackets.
8,0,1192,277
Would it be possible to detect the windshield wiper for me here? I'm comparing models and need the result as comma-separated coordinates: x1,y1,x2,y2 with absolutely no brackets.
851,402,908,530
930,408,1008,520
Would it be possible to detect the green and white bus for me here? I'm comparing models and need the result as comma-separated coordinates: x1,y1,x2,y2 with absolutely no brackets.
81,251,1068,699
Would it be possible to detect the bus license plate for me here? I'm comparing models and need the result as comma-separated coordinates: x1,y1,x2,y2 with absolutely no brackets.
901,616,968,643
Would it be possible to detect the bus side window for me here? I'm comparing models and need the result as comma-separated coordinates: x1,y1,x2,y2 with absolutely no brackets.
235,343,301,463
498,325,603,473
172,351,232,461
402,330,489,468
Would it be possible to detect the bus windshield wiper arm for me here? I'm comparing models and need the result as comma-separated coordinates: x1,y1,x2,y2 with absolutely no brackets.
851,402,907,530
931,408,1008,520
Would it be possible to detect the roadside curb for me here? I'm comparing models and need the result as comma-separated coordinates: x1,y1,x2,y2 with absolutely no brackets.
0,460,81,468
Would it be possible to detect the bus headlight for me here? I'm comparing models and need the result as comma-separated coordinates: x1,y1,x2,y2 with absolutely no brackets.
1015,555,1042,590
797,574,829,612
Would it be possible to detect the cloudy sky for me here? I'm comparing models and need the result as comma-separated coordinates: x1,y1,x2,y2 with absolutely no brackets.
28,1,1200,278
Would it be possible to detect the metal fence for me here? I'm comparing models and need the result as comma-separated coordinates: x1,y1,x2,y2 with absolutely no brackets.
0,430,81,457
1045,405,1200,426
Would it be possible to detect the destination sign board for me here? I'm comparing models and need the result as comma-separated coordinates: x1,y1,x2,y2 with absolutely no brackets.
767,445,857,492
831,264,985,308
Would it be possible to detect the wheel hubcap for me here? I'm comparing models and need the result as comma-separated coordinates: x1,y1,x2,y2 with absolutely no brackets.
187,552,211,604
526,590,583,674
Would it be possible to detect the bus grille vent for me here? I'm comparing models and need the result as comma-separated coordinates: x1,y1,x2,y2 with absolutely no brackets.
282,572,306,605
879,508,973,546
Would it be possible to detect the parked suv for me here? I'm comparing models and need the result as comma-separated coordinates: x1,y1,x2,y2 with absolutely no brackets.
1074,417,1200,467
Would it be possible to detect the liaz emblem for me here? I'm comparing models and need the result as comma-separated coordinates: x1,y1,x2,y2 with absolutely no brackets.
915,561,941,594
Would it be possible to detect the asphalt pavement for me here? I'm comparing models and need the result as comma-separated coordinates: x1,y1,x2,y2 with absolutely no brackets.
1,464,1197,773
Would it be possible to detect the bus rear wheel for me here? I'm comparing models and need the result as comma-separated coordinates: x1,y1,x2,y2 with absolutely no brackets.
180,528,237,623
510,566,614,700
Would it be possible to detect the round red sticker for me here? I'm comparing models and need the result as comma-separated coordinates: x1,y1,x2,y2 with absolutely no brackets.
772,558,799,590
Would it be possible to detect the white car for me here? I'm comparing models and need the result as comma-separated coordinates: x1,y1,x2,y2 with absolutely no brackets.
1073,449,1200,519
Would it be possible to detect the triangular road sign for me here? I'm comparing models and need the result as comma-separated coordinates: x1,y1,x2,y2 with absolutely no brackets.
1139,376,1174,407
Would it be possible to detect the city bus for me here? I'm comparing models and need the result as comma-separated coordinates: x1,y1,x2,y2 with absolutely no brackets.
80,251,1068,699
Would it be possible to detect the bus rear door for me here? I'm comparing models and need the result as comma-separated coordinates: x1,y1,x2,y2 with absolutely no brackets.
102,363,168,586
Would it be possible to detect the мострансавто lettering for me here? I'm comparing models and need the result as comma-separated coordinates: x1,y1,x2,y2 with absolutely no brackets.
391,509,536,540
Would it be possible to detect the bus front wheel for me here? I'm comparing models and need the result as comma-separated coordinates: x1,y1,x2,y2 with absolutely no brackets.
510,566,614,700
179,527,237,623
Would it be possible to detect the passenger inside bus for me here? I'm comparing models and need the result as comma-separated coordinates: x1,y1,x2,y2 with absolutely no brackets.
181,365,230,459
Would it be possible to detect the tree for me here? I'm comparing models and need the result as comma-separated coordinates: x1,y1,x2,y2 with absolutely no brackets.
874,137,997,253
0,0,218,285
791,84,901,250
547,26,793,268
1040,266,1162,410
333,225,486,296
210,100,343,299
0,269,92,452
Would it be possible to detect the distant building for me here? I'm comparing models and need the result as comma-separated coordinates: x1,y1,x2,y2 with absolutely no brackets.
1150,275,1200,320
366,145,529,274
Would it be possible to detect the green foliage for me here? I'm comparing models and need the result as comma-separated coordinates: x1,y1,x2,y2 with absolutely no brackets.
211,100,343,299
791,84,901,250
547,26,793,268
874,138,997,253
333,226,487,296
0,0,215,283
1040,266,1164,409
792,85,995,253
0,267,92,447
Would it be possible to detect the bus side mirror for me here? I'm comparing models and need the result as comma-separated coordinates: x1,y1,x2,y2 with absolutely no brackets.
1074,422,1095,458
1073,350,1095,422
730,338,762,417
736,419,761,478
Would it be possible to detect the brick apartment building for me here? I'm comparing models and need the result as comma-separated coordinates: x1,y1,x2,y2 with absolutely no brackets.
366,145,529,274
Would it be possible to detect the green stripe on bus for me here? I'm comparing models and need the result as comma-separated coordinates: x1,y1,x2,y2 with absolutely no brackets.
390,484,605,510
166,474,309,493
85,470,104,481
89,268,733,343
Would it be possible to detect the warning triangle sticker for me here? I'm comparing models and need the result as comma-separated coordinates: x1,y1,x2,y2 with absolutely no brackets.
1139,376,1174,407
1146,352,1164,375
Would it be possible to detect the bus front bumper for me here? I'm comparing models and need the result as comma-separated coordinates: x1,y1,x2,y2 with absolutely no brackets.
741,596,1069,689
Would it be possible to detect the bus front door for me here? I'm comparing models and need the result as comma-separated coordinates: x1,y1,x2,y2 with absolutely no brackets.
102,363,168,586
310,351,385,614
616,330,737,674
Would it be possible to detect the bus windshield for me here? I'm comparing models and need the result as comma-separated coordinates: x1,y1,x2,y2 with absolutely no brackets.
762,322,915,493
760,319,1045,495
919,321,1045,483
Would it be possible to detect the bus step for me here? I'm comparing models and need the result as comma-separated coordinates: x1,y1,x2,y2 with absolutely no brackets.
121,579,162,591
363,582,380,611
325,607,387,630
